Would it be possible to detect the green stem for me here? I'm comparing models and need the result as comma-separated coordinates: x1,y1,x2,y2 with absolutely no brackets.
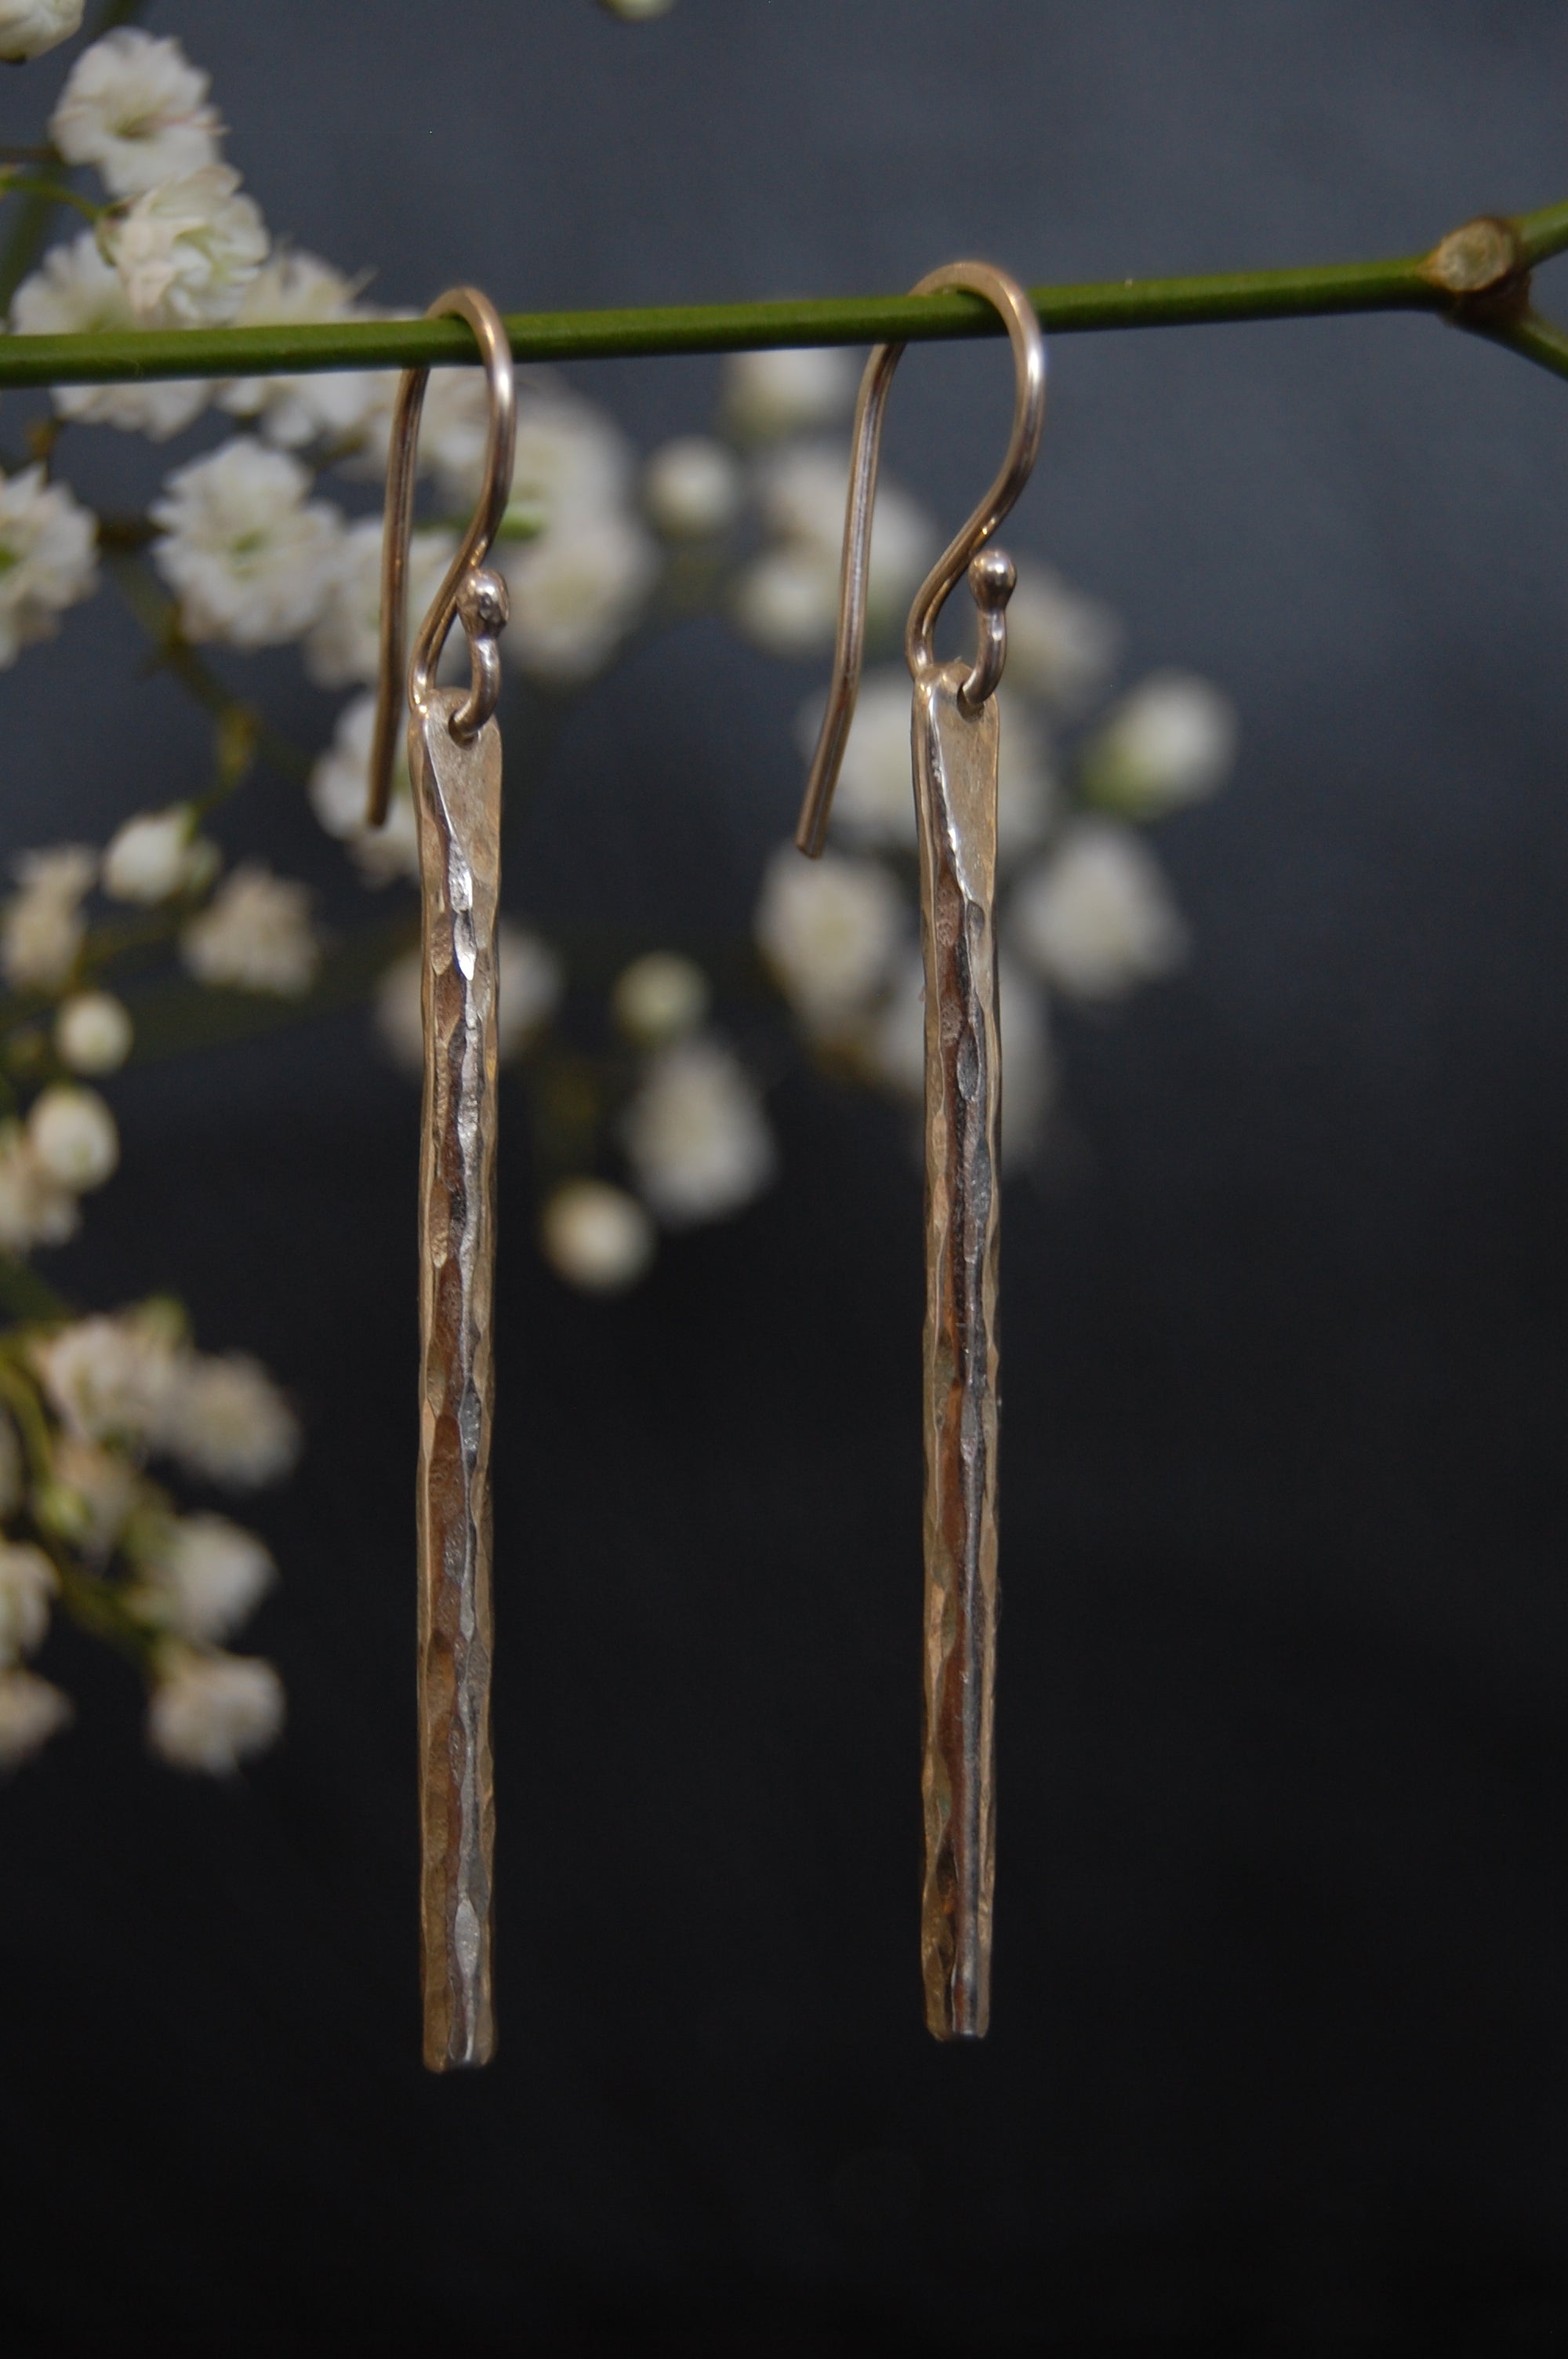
0,197,1564,387
104,551,310,783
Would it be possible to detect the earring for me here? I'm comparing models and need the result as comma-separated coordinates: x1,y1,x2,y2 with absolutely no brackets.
797,264,1045,2040
367,288,516,2071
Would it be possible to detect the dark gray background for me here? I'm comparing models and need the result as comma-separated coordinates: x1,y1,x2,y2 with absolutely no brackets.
2,5,1566,2351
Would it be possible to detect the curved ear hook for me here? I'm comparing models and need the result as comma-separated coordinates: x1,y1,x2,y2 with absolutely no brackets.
365,286,517,828
795,263,1047,858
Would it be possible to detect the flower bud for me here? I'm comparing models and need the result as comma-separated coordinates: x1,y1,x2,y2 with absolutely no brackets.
540,1180,654,1295
612,952,710,1047
644,438,743,538
54,991,132,1076
27,1085,119,1193
102,805,211,904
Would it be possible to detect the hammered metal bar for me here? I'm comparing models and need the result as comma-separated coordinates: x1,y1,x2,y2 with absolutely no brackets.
914,664,1002,2042
414,686,500,2071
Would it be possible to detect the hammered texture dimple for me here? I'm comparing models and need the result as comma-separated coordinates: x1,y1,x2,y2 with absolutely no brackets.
914,664,1001,2042
414,689,500,2072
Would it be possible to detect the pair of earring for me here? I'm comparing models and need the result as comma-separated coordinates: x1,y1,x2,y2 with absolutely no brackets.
366,265,1046,2070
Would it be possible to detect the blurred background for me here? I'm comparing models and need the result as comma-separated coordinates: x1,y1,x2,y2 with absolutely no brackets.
2,2,1568,2350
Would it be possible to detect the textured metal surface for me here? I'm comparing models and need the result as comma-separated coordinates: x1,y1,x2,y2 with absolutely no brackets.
414,688,500,2071
915,666,1002,2042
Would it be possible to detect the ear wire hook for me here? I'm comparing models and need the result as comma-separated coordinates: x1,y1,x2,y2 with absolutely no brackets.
366,286,517,829
795,262,1047,858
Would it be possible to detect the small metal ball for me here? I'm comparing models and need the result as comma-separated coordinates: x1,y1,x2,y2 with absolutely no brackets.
457,566,510,638
968,547,1017,609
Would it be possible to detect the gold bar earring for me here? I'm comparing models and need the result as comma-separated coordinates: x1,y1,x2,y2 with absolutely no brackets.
367,288,516,2071
797,264,1046,2040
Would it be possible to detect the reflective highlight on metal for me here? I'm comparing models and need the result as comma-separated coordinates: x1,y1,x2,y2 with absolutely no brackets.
797,263,1046,2040
368,289,516,2070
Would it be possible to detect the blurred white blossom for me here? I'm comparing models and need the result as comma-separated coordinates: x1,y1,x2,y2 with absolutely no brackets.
754,842,905,1034
0,1122,78,1253
160,1351,300,1489
102,805,215,903
723,345,856,441
309,693,419,886
540,1178,655,1295
135,1514,274,1644
0,1669,72,1768
1081,669,1239,819
147,1647,282,1773
152,439,340,648
1,844,95,988
55,991,132,1076
0,1542,55,1664
34,1309,179,1449
219,251,388,450
304,518,455,692
731,545,840,660
1009,821,1189,1001
0,466,96,668
10,234,209,439
0,0,81,62
622,1035,775,1227
51,29,222,196
27,1083,118,1194
1002,562,1123,717
612,951,710,1046
45,1434,136,1557
502,508,658,686
181,863,320,996
102,164,267,327
736,444,935,657
644,436,743,538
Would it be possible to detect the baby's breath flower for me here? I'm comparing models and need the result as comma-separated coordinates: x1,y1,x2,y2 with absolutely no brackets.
34,1309,179,1448
1008,821,1189,1001
102,165,267,328
56,992,132,1078
151,440,341,649
219,252,390,450
506,386,637,525
159,1350,299,1489
0,0,80,60
643,436,743,538
51,29,223,197
45,1434,137,1558
102,805,214,904
622,1035,775,1228
10,234,209,440
735,444,934,657
147,1647,282,1775
0,1123,78,1254
309,694,419,886
1002,563,1123,718
0,1668,72,1768
0,1543,55,1666
133,1514,274,1644
753,842,905,1034
612,951,710,1046
540,1179,655,1295
501,508,658,686
27,1084,118,1194
181,863,320,997
722,345,857,442
304,519,455,692
0,466,96,669
731,544,837,659
1080,669,1240,819
1,844,96,989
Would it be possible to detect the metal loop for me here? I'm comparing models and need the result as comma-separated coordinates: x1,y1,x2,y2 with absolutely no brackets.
794,261,1046,857
365,287,517,827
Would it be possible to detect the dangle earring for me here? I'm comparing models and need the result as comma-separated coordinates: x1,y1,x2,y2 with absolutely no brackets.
797,264,1045,2040
367,289,516,2071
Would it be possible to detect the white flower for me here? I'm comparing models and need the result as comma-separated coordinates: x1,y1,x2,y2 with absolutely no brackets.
375,921,561,1071
723,345,857,441
0,1122,77,1253
45,1434,136,1556
0,466,96,668
0,1669,72,1768
181,864,320,996
10,234,209,439
309,694,419,887
159,1351,299,1489
644,437,743,537
0,0,80,62
731,544,837,659
51,30,223,196
1008,821,1189,1001
793,671,1054,860
0,1543,55,1665
136,1514,274,1644
736,443,935,656
1002,563,1123,716
102,805,214,903
55,991,132,1076
102,164,266,327
622,1035,775,1227
1,844,95,989
612,951,710,1046
540,1179,655,1294
27,1084,117,1193
151,439,340,648
304,518,455,692
506,384,636,525
754,842,905,1034
147,1648,283,1775
218,252,390,449
34,1309,179,1448
502,508,658,685
1081,669,1239,819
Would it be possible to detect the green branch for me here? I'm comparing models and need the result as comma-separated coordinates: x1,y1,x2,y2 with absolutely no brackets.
0,198,1563,391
